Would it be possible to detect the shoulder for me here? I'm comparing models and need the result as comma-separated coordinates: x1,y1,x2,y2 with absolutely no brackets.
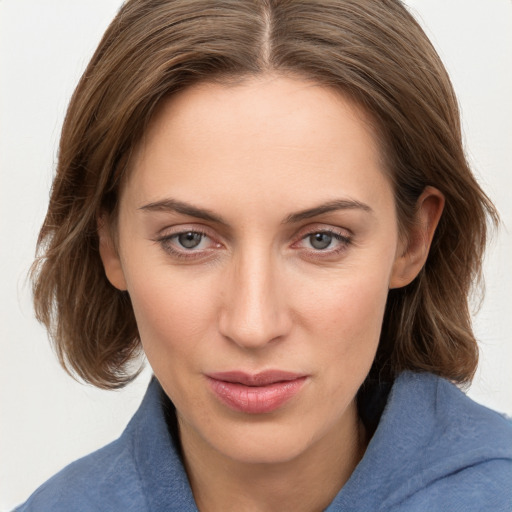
384,372,512,511
14,378,197,512
14,434,147,512
14,379,157,512
399,371,512,458
333,371,512,512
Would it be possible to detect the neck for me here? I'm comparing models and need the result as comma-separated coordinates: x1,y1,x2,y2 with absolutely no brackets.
178,402,367,512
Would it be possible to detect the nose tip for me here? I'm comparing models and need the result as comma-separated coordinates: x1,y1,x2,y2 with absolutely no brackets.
219,306,287,349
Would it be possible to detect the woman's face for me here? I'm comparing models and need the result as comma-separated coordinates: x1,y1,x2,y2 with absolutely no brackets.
101,76,420,465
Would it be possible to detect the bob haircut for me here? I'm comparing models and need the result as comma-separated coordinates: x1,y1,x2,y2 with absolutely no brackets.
32,0,498,389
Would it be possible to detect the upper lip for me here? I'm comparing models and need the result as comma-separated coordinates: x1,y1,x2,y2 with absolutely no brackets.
207,370,306,387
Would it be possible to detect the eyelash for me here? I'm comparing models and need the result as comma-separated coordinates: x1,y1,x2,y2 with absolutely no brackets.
155,227,352,261
295,229,352,258
155,229,218,261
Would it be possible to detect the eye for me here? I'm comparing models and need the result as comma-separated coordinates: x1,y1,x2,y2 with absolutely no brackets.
308,232,335,250
176,231,205,249
156,228,221,260
293,228,352,257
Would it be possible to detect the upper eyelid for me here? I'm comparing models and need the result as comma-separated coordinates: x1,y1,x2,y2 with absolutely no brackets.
153,226,211,246
292,226,353,249
157,230,215,246
294,224,352,239
156,224,216,239
155,230,218,259
295,231,351,245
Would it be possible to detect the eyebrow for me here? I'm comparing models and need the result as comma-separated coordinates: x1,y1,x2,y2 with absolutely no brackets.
283,199,373,224
138,198,227,225
138,197,373,225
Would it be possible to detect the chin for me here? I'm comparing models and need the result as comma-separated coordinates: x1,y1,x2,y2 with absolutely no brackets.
224,435,311,466
204,416,319,465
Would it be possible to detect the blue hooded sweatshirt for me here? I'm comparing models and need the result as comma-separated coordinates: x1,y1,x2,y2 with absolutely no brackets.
15,371,512,511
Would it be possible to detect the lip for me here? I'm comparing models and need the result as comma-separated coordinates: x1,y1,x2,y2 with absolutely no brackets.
206,371,308,414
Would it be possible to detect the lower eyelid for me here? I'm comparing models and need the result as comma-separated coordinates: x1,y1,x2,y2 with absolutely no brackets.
155,229,225,259
296,231,352,254
168,232,208,248
155,227,351,257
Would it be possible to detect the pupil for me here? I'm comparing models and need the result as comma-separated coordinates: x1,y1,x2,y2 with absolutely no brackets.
310,233,332,250
178,232,202,249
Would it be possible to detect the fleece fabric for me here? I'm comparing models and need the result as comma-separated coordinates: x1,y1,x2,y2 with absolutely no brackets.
16,371,512,511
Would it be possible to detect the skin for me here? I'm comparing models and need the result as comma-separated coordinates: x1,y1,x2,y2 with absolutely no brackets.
99,75,444,512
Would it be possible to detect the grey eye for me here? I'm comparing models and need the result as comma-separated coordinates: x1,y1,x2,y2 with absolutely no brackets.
309,233,332,250
177,232,203,249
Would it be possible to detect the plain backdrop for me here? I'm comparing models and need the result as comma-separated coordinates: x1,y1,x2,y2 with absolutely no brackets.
1,0,511,509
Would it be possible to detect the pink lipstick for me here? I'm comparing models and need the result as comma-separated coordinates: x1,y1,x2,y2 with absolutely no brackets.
206,371,307,414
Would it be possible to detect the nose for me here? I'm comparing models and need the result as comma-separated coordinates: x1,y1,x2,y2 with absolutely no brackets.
218,250,292,350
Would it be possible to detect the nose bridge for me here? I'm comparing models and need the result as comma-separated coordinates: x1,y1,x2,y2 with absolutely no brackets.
219,244,289,348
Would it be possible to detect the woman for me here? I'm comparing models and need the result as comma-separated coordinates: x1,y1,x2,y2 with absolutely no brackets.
16,0,512,510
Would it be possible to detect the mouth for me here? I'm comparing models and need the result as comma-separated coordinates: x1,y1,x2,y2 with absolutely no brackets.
206,370,308,414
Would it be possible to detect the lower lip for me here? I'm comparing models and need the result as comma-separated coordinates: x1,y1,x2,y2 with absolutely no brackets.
207,377,307,414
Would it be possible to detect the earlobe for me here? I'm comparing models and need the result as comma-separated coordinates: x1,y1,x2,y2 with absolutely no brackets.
97,216,128,291
389,186,445,289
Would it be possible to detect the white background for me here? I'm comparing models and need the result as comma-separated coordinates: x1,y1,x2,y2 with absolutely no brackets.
1,1,511,509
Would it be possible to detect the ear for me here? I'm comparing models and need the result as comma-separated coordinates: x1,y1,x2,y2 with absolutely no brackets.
389,186,445,289
97,215,127,291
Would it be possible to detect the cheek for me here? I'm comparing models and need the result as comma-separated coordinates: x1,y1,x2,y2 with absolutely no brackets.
124,263,217,364
126,268,221,415
293,262,392,372
302,278,389,408
299,267,390,335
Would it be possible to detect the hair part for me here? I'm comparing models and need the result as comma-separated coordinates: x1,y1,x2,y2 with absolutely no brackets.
32,0,498,389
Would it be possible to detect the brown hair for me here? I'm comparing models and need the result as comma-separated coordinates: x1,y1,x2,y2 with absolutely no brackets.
32,0,498,389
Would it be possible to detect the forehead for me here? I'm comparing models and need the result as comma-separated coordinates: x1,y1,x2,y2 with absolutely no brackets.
124,75,393,216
